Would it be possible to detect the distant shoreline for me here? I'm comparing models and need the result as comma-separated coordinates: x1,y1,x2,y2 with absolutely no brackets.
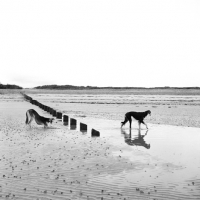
2,82,200,90
21,88,200,96
34,84,200,90
0,83,22,89
2,85,200,96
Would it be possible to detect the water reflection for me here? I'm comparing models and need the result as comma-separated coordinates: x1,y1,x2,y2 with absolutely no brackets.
70,118,77,130
121,129,150,149
70,125,77,130
80,122,87,133
63,122,68,126
81,130,87,135
63,115,69,126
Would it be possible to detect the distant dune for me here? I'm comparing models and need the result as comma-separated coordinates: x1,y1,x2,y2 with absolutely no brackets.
0,83,22,89
34,84,200,90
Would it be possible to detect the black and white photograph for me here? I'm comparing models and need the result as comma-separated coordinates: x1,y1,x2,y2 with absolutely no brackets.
0,0,200,199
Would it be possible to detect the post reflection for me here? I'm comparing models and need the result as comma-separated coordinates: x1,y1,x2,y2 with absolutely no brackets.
70,125,77,130
121,129,150,149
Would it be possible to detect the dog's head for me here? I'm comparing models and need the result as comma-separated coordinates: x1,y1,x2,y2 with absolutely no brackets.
145,144,151,149
49,118,54,124
121,122,125,127
146,110,151,116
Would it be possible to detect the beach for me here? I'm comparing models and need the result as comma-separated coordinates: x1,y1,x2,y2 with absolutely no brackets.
27,88,200,128
0,90,200,199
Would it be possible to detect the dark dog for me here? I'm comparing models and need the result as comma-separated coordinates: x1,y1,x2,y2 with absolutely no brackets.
121,110,151,129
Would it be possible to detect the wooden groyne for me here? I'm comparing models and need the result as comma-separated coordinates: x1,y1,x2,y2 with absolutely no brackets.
22,93,100,137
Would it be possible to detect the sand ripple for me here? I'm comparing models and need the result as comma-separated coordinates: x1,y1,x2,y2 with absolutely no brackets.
0,100,199,200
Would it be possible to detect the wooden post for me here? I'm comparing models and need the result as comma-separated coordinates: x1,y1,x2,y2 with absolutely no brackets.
46,107,51,113
91,129,100,137
80,123,87,132
53,110,57,117
56,112,62,119
70,118,77,130
35,101,39,106
63,115,69,125
31,100,36,105
50,108,54,115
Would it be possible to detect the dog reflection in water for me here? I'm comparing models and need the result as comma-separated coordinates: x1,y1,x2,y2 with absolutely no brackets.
121,129,150,149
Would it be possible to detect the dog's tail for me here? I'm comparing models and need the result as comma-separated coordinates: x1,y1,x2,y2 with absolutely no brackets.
25,111,28,124
121,115,128,127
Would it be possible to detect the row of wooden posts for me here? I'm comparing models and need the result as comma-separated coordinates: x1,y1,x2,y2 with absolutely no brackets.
22,93,100,137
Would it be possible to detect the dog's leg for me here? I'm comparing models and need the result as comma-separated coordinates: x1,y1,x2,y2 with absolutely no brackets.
25,112,29,124
29,117,34,128
26,112,33,128
138,121,141,130
27,119,32,128
144,122,148,129
138,122,141,130
121,115,128,128
141,121,148,129
44,122,48,129
26,112,30,125
128,118,132,129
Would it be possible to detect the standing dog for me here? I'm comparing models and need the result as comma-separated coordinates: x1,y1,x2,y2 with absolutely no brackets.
121,110,151,129
25,109,54,128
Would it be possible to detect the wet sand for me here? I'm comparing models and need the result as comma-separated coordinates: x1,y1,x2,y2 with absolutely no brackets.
0,92,200,199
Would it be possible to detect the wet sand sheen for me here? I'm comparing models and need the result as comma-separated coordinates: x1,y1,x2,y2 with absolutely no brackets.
0,94,200,199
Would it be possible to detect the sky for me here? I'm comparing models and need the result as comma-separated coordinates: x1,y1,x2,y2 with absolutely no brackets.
0,0,200,88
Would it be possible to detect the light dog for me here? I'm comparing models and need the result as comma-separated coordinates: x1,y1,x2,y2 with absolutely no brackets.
121,110,151,129
25,109,54,128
